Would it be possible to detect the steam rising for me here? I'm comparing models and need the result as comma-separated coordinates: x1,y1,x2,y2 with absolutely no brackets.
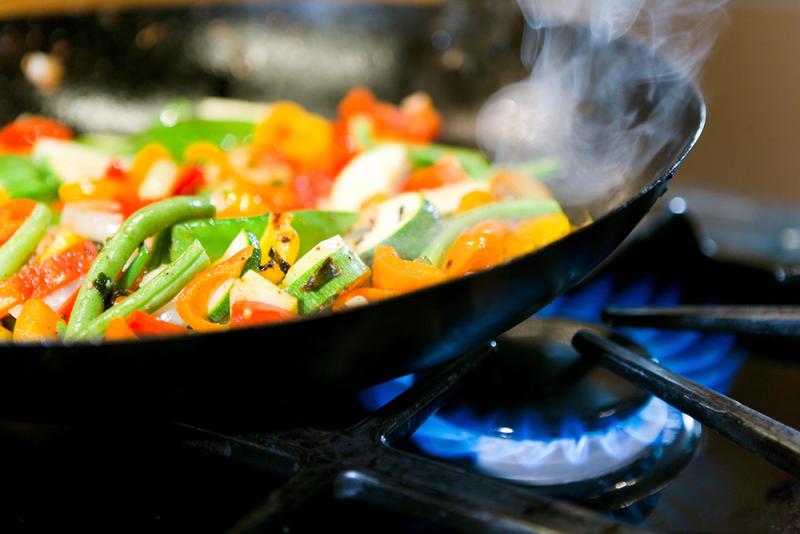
476,0,727,205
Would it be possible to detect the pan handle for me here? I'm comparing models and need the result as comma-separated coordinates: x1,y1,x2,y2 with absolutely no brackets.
572,329,800,479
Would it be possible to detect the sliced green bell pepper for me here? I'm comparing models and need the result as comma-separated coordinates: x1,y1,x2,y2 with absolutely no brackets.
133,120,255,160
170,210,359,262
408,144,492,179
0,156,61,201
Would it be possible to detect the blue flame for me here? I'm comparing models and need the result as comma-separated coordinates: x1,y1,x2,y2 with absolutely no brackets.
361,273,745,482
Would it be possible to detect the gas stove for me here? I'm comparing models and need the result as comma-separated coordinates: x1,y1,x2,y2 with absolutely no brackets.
0,189,798,533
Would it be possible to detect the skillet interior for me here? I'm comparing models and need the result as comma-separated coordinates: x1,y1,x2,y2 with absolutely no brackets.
0,2,704,421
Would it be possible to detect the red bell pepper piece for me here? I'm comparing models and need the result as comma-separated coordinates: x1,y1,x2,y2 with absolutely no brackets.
0,116,72,154
230,300,296,328
125,310,188,337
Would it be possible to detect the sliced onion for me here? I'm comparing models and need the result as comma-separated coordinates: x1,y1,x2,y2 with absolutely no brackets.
61,201,124,242
9,277,84,319
154,299,185,327
42,277,83,314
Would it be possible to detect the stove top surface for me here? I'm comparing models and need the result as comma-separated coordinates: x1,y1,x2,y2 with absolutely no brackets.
0,192,799,533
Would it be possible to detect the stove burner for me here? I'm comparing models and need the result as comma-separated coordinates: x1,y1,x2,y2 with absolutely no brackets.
360,274,745,503
361,320,702,497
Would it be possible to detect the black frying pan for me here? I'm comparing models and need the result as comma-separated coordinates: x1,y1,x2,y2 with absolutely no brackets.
0,2,705,422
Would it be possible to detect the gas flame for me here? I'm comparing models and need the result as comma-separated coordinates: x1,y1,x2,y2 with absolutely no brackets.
476,0,727,205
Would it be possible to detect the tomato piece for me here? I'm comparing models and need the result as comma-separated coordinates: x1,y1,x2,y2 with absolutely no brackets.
441,221,510,277
372,246,446,292
105,317,137,341
0,117,72,154
230,300,296,328
125,310,188,337
176,247,253,332
13,299,61,342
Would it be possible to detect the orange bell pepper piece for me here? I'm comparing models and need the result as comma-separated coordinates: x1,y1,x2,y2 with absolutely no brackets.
331,287,401,312
505,213,571,259
125,310,188,337
401,156,466,192
175,246,253,332
454,190,495,215
441,221,510,278
13,299,61,342
0,199,36,245
105,317,137,341
338,87,442,143
372,246,446,292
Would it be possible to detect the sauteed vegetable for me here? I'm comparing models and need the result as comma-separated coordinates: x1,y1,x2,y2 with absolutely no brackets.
0,88,571,343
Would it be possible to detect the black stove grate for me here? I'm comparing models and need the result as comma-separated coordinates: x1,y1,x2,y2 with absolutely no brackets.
178,346,645,533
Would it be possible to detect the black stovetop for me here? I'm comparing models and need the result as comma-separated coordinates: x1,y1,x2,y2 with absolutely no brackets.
0,189,798,533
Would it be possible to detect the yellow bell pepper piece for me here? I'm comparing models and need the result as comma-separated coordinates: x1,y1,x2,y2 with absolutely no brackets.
251,102,333,169
505,212,571,259
13,299,61,342
259,212,300,284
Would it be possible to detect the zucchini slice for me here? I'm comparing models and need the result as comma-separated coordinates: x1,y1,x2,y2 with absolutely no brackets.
230,271,298,315
283,236,369,314
353,192,440,264
207,230,261,323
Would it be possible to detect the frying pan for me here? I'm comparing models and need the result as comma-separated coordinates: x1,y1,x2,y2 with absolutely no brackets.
0,2,705,422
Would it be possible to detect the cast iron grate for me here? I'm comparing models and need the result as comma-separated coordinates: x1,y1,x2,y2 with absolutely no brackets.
178,345,644,534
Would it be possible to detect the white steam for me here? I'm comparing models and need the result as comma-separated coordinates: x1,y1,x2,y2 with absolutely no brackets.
476,0,727,205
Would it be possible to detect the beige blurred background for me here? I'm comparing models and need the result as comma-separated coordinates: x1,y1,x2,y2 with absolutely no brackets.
0,0,796,204
668,0,800,204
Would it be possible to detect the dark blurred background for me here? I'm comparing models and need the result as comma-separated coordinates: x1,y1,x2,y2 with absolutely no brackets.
0,0,797,203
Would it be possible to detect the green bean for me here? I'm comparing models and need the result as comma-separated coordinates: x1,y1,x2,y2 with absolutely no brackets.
65,196,215,339
75,240,210,340
117,245,150,291
0,202,51,280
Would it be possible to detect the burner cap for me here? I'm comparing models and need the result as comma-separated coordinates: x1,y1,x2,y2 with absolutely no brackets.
450,319,651,437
